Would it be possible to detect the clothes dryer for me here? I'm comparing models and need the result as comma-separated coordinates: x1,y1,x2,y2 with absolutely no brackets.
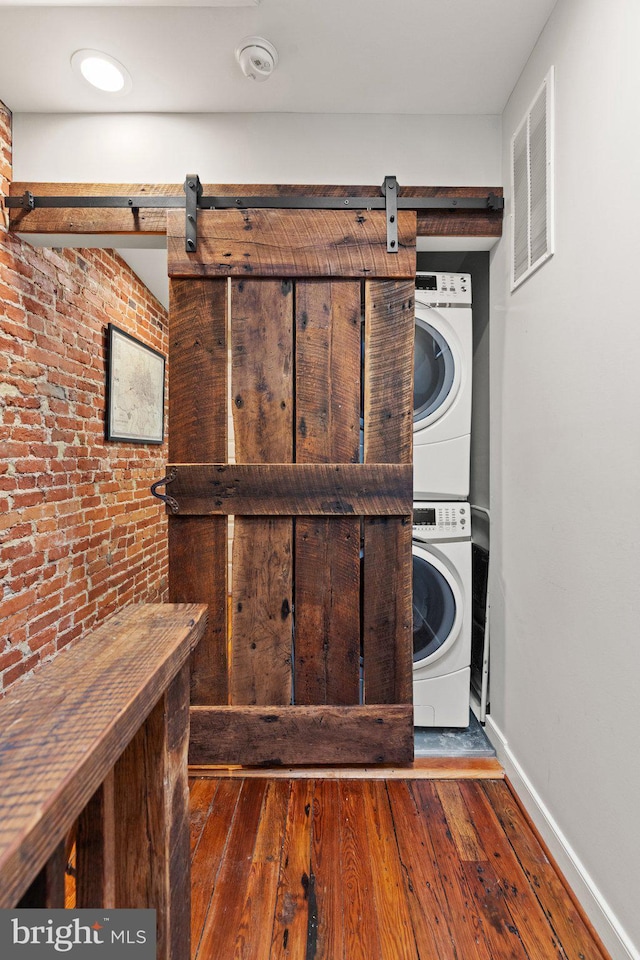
413,272,472,500
412,501,471,727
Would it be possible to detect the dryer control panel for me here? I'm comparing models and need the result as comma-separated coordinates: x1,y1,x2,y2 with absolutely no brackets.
413,500,470,541
415,272,472,306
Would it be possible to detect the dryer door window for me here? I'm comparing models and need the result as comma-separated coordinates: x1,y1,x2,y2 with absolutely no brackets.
413,552,457,663
414,319,456,424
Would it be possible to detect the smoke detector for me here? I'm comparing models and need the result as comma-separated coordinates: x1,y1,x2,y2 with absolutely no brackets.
235,36,278,82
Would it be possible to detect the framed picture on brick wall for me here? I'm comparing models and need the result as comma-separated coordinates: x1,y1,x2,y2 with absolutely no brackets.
106,324,166,444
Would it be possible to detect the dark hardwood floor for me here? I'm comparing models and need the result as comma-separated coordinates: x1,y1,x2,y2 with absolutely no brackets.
189,774,610,960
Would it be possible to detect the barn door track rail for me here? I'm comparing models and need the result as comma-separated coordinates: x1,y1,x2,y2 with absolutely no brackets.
6,174,504,253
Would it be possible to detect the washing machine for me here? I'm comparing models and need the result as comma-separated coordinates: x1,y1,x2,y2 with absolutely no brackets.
413,272,472,500
413,500,471,727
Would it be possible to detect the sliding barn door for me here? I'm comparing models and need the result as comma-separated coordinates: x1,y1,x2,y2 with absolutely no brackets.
166,207,416,765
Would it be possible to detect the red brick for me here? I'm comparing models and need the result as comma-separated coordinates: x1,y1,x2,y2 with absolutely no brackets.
0,311,36,337
23,295,54,317
0,540,32,561
0,281,21,304
12,490,45,509
4,395,41,410
9,568,41,592
0,113,168,695
28,603,65,636
13,410,40,426
0,587,38,619
29,626,58,652
3,654,40,688
44,487,72,503
0,649,22,672
10,552,45,576
15,458,48,473
29,443,59,458
10,426,47,443
36,574,67,599
47,544,71,562
57,623,82,649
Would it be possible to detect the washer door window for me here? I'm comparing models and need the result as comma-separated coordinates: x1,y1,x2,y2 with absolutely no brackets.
414,316,459,427
413,548,462,665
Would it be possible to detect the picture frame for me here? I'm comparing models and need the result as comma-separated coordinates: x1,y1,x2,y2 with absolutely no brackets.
106,324,166,444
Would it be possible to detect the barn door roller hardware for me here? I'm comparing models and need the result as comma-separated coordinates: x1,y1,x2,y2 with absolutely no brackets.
184,174,202,253
6,175,504,254
383,175,398,253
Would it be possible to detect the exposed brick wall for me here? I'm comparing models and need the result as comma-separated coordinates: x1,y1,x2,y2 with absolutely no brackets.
0,101,169,693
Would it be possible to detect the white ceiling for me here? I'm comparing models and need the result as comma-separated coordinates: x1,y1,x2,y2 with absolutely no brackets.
5,0,556,307
0,0,557,115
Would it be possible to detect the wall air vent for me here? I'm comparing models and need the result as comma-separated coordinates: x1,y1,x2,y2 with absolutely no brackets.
511,67,554,290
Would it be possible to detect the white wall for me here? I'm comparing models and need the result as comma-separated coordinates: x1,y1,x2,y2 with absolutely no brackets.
489,1,640,957
12,112,501,186
12,111,501,310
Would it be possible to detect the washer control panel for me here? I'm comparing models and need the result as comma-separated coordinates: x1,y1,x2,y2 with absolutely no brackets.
413,501,470,541
415,272,472,306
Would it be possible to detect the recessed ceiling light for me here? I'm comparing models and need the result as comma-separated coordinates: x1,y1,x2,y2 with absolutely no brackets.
71,49,132,94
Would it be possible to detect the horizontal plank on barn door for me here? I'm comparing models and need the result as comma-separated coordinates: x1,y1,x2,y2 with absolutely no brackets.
168,278,228,705
189,706,414,766
167,210,416,278
363,280,414,705
294,280,361,705
230,279,293,707
163,463,412,515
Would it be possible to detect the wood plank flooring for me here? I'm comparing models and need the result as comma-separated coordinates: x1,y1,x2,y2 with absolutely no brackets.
190,775,610,960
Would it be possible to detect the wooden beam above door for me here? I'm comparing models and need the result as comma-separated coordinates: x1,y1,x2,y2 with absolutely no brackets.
7,182,503,239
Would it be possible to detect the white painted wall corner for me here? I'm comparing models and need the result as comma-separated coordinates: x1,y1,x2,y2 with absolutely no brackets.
484,716,639,960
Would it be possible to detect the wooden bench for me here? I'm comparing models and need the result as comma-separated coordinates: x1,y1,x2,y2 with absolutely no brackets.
0,602,207,960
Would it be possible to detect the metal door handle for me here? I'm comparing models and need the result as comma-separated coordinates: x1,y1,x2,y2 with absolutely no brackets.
151,467,179,514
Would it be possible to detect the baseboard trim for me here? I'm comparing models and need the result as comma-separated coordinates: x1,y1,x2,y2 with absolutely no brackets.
189,756,504,780
485,715,638,960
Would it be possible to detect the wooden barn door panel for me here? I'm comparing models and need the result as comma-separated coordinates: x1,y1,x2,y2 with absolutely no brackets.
294,280,361,707
363,280,415,705
231,516,292,706
230,278,294,706
167,279,228,706
167,209,416,765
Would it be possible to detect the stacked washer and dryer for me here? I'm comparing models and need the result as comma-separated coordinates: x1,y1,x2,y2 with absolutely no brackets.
412,272,473,727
